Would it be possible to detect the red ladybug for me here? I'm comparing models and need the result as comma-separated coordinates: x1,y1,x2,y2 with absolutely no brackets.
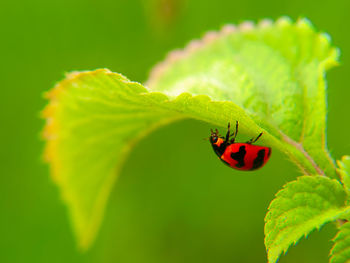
210,121,271,170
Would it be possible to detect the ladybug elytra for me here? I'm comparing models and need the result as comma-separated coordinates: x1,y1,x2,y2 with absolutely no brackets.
210,121,271,171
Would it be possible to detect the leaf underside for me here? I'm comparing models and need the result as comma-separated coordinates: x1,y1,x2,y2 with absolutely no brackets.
43,17,339,249
265,176,348,263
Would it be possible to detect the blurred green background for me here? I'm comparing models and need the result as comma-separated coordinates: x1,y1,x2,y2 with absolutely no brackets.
1,0,350,262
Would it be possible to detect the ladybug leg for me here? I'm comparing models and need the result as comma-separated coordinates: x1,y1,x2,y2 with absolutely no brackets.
229,121,239,143
225,122,231,143
246,132,263,144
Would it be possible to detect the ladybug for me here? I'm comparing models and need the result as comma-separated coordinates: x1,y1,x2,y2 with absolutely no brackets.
209,121,271,170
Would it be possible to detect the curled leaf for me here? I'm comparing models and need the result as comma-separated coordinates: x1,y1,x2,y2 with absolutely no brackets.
43,18,338,249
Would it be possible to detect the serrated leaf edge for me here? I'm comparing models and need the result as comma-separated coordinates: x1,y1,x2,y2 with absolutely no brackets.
265,176,349,263
330,221,350,263
42,69,186,249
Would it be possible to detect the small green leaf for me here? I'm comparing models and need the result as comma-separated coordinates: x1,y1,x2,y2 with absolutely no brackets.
338,156,350,196
330,221,350,263
43,18,339,249
265,176,348,263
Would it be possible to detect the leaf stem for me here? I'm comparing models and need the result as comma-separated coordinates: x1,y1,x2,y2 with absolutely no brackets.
281,133,326,176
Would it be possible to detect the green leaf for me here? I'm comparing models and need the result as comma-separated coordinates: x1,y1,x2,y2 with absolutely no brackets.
147,17,338,178
43,18,339,249
330,221,350,263
338,156,350,197
265,176,348,263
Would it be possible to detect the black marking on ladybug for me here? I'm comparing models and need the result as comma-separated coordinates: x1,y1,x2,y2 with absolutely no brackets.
230,145,246,168
252,149,266,170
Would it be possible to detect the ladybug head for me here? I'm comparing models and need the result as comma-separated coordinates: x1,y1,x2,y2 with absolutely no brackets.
209,128,226,156
210,128,219,144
